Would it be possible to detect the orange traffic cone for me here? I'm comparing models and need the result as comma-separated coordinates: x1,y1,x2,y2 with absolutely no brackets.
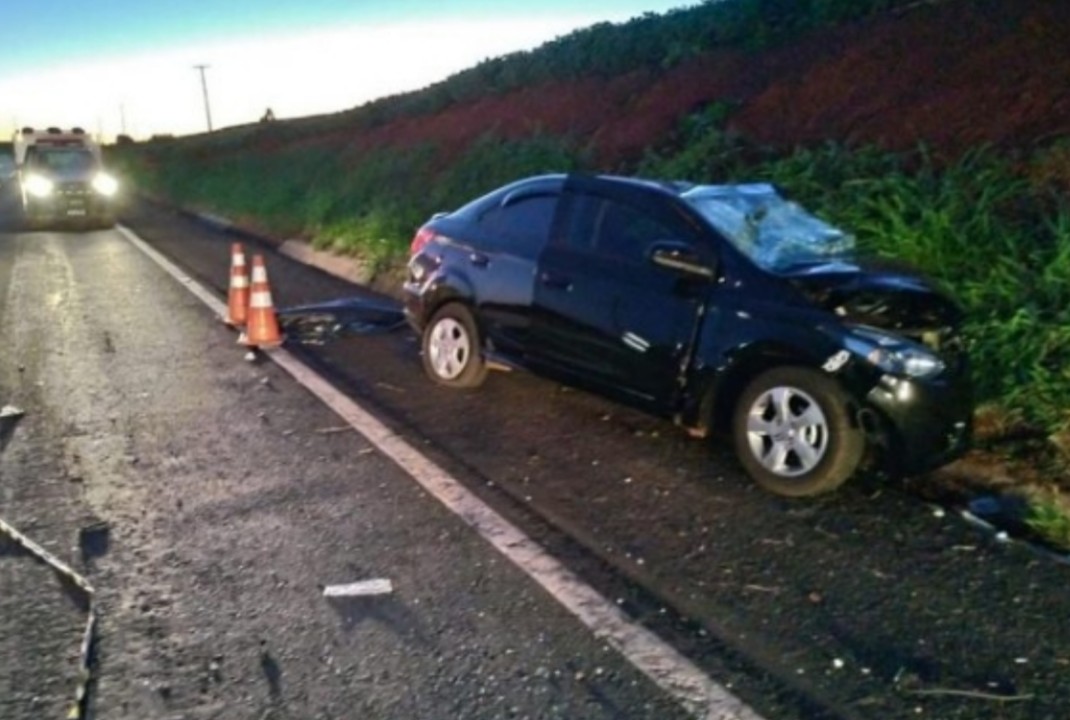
226,243,249,327
243,255,283,348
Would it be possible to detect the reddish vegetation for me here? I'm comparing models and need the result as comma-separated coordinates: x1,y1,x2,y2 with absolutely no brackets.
734,0,1070,156
312,0,1069,168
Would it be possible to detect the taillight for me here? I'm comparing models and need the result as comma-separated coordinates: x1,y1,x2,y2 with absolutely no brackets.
410,226,436,255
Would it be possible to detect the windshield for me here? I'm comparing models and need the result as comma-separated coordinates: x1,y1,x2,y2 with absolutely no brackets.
683,184,855,272
29,148,98,175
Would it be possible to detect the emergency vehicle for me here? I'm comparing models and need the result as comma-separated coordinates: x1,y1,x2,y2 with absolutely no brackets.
13,127,119,228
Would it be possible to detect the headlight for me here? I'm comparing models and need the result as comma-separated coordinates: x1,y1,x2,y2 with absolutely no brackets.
24,173,54,198
845,326,945,379
91,173,119,197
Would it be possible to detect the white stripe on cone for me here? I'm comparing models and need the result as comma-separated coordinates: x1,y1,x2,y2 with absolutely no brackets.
250,290,273,308
251,265,268,283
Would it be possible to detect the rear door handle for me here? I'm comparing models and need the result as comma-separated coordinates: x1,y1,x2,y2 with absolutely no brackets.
539,272,573,291
469,252,489,268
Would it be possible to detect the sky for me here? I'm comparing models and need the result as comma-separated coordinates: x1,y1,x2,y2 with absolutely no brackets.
0,1,692,142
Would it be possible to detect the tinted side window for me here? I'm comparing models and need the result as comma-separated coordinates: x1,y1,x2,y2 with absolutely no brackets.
560,193,681,264
595,201,677,264
477,194,557,259
560,193,603,253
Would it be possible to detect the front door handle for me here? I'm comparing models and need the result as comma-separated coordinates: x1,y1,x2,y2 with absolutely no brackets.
470,252,489,268
539,272,573,291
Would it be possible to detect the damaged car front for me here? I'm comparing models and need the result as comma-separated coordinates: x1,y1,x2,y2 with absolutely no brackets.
791,261,972,476
684,184,972,494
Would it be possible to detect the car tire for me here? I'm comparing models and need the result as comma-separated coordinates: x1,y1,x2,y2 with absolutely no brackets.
421,302,488,389
732,366,864,497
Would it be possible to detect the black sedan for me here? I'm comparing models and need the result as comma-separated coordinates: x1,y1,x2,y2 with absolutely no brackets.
403,174,972,496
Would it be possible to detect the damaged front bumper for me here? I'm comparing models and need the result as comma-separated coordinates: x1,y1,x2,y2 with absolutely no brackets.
862,368,973,476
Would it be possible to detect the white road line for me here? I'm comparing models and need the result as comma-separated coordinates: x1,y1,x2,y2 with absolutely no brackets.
118,226,229,316
118,225,765,720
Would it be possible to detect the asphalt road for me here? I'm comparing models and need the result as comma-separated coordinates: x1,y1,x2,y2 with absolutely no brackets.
0,195,689,720
1,191,1068,720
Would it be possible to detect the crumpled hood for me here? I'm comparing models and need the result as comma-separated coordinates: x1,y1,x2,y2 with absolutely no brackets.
786,259,964,333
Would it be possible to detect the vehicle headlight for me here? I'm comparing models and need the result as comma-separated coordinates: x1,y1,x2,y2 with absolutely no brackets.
25,173,54,198
91,173,119,197
845,326,945,379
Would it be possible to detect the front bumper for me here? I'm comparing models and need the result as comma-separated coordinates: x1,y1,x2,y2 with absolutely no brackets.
864,370,973,475
25,184,114,223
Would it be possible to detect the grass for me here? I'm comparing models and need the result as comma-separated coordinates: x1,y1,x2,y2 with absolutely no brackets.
114,131,580,263
1026,496,1070,550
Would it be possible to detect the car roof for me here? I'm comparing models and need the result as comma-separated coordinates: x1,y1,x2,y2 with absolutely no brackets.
586,173,694,195
473,174,779,208
566,173,777,200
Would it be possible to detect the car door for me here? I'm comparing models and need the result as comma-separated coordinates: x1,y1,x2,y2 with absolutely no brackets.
465,185,559,355
530,180,714,406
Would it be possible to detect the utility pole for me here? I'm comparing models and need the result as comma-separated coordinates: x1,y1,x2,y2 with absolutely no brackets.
194,64,213,132
120,103,127,136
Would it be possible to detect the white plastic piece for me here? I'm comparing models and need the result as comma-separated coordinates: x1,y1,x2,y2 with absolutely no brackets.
0,405,25,419
322,579,393,598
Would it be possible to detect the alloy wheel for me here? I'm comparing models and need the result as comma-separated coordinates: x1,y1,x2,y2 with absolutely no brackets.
428,317,471,381
745,385,829,477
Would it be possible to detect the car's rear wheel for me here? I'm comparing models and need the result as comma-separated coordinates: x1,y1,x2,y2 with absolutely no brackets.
732,366,864,496
421,303,487,388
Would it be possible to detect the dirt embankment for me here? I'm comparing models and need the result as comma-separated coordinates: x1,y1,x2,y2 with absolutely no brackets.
287,0,1069,169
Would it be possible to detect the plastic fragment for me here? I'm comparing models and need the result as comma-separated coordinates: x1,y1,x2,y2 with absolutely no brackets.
322,579,393,598
1,405,25,419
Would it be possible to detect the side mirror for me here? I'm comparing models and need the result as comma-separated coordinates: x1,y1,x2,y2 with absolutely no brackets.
648,241,713,278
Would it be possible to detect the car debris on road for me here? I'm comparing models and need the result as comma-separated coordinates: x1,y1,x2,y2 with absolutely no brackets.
1,404,25,419
0,516,97,720
277,296,406,344
322,578,394,598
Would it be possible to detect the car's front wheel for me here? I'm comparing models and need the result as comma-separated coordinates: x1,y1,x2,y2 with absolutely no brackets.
421,303,488,388
732,366,864,496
